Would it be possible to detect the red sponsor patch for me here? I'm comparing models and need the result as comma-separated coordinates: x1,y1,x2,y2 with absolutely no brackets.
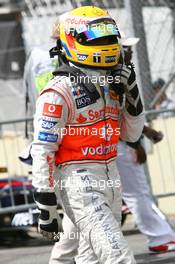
43,103,62,118
76,113,87,123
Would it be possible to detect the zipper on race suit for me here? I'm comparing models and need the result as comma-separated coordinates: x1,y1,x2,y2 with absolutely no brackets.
99,84,109,175
100,82,115,201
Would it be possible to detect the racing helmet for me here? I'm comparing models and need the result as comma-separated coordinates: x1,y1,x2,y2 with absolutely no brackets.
59,6,121,68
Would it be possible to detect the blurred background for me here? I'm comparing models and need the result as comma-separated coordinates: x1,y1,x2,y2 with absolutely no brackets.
0,0,175,248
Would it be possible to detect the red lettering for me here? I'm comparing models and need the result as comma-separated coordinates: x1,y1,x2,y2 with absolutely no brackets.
88,109,95,120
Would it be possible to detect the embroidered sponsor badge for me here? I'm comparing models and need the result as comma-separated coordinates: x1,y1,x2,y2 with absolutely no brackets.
72,86,84,96
75,95,94,109
41,120,57,130
105,55,116,63
43,103,62,118
77,54,88,61
93,52,101,63
38,132,58,142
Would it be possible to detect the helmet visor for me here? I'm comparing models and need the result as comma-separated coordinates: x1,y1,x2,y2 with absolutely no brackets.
76,18,120,45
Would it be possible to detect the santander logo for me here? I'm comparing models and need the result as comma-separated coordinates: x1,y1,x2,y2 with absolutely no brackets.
76,113,87,123
88,106,119,120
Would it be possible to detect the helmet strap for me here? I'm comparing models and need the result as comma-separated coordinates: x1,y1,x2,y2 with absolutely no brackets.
49,39,69,66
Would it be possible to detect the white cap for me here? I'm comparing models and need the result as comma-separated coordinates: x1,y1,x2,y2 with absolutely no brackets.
119,31,140,46
120,37,140,46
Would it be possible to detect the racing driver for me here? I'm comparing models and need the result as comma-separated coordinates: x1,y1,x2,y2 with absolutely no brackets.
31,6,144,263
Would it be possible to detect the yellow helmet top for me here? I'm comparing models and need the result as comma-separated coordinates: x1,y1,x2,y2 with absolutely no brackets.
59,6,121,69
69,5,108,17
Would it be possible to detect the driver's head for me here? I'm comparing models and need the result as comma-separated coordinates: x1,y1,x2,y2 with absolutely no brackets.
56,6,121,69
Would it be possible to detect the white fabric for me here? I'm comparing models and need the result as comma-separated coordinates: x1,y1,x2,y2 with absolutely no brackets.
49,214,79,264
31,90,68,192
49,163,136,264
119,107,145,142
58,162,135,264
117,141,175,247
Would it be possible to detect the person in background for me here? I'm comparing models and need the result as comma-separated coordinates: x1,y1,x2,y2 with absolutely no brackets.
152,78,166,109
24,46,59,118
117,35,175,253
152,78,175,117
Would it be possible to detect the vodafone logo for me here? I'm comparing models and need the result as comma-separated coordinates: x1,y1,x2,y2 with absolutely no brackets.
43,103,62,118
48,105,56,113
65,17,91,25
81,144,117,156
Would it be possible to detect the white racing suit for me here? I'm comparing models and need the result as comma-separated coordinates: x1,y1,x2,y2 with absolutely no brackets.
50,214,79,264
31,67,144,263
